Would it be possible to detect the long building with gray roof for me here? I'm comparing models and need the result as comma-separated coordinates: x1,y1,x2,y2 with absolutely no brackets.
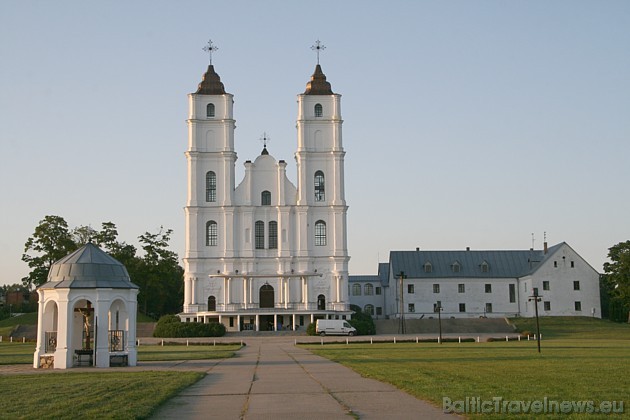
349,242,600,319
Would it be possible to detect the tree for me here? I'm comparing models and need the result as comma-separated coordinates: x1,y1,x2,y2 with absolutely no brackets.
92,222,137,266
602,240,630,323
134,227,184,317
22,215,77,289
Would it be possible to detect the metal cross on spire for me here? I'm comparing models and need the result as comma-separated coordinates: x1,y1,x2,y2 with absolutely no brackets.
202,39,219,65
311,39,326,65
260,132,271,148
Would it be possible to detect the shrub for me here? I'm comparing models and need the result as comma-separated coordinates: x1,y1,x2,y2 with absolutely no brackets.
153,315,226,338
306,322,316,336
348,304,376,335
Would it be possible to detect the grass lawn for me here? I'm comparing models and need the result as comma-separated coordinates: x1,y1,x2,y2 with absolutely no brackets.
0,371,203,419
304,318,630,418
0,342,241,364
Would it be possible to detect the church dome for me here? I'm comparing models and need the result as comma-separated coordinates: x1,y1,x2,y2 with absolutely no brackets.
195,65,227,95
304,64,333,95
39,243,138,290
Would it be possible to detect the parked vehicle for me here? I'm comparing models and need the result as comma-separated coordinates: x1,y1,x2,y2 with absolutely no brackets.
316,319,356,336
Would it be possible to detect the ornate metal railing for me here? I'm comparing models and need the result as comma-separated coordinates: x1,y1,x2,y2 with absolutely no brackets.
209,302,351,312
108,330,125,352
45,331,57,353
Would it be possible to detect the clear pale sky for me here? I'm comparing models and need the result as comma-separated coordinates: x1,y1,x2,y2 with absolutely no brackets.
1,1,629,287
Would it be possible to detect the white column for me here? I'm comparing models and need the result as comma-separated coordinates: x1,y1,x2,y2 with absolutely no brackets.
95,299,110,368
127,291,138,366
292,314,297,331
33,292,46,368
243,278,248,309
227,278,231,305
255,314,260,331
237,314,241,331
273,314,278,331
54,297,72,369
191,277,197,305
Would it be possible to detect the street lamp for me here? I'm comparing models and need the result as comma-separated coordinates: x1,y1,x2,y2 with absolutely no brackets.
435,302,443,344
528,289,542,353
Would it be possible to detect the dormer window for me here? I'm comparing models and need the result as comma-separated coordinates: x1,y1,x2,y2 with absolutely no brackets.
452,261,461,273
314,103,323,117
480,261,489,273
206,103,215,118
424,262,432,273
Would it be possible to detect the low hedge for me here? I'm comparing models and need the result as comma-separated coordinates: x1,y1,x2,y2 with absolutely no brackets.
153,315,226,338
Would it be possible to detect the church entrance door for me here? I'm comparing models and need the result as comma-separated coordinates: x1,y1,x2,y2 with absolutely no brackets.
260,284,274,308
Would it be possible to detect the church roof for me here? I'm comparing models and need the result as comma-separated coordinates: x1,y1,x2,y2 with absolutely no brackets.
39,243,138,290
389,248,552,279
195,65,227,95
304,64,334,95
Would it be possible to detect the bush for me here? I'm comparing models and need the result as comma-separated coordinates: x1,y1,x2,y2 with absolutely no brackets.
153,315,226,338
306,322,316,336
348,304,376,335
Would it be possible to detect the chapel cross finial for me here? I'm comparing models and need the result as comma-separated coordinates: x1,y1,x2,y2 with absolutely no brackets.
203,39,219,65
260,132,271,148
311,39,326,65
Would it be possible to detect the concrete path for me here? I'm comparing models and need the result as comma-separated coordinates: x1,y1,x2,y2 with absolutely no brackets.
152,337,452,419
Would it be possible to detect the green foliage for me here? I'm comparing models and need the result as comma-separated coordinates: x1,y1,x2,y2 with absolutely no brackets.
22,215,77,288
349,304,376,335
602,240,630,323
153,316,226,337
133,228,184,317
306,322,316,336
22,216,183,318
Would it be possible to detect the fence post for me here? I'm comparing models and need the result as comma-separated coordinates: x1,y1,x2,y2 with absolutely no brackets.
477,336,480,343
394,337,396,344
458,337,461,343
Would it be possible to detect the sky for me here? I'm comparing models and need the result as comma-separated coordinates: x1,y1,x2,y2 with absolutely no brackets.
1,1,629,287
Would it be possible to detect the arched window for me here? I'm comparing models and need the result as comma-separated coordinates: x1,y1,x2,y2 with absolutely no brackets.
260,284,274,308
424,262,433,273
206,171,216,202
261,190,271,206
364,304,374,316
206,103,215,117
314,103,323,117
255,221,265,249
352,283,361,296
268,221,278,249
315,220,326,246
317,294,326,310
206,221,217,246
364,283,374,296
207,295,216,311
314,171,325,201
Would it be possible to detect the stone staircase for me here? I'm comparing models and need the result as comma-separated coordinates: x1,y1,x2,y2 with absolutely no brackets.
375,317,516,334
136,322,156,338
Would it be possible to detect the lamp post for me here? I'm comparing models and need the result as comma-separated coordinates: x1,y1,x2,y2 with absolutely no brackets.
397,271,407,334
436,302,443,344
528,289,542,353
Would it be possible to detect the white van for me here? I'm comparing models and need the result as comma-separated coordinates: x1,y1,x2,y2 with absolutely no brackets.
316,319,357,336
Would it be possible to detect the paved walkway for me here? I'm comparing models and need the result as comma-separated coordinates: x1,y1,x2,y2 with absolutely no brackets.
151,337,452,419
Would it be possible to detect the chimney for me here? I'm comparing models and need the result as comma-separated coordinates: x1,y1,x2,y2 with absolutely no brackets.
544,242,548,254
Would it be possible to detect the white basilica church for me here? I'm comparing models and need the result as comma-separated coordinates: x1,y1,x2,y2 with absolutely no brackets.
180,54,351,331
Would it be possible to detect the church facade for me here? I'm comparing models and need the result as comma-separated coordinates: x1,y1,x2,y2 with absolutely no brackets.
181,62,351,331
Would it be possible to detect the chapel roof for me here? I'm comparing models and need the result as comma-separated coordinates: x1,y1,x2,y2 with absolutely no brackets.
195,65,227,95
304,64,334,95
39,243,138,290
